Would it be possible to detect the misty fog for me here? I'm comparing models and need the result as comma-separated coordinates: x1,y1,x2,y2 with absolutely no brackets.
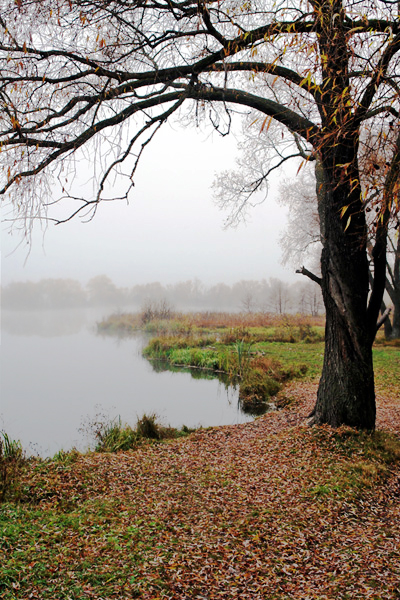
1,275,323,316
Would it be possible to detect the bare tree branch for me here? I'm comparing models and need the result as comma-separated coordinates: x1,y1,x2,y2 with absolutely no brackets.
296,266,322,286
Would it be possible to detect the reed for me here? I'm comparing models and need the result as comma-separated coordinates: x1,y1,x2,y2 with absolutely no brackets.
0,432,24,502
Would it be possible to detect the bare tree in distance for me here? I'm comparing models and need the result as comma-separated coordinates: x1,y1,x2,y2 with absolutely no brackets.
277,167,322,273
293,279,324,317
218,109,399,334
1,0,399,428
267,278,292,315
240,292,257,314
216,94,399,337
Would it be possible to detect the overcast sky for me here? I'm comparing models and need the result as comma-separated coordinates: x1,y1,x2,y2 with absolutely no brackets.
1,122,299,287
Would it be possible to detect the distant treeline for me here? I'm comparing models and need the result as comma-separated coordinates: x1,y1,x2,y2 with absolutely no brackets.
1,275,324,315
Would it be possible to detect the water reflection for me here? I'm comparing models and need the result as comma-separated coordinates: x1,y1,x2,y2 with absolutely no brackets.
2,308,107,337
148,359,274,417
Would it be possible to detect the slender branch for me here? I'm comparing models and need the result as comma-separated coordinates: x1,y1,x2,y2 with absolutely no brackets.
376,306,392,331
363,106,400,120
355,32,400,123
296,266,322,286
0,90,185,194
294,133,314,160
199,1,228,47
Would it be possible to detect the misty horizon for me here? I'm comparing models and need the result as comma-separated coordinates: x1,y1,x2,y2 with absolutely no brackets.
1,274,324,316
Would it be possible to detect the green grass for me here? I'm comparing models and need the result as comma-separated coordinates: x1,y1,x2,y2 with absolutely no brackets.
306,427,400,499
0,432,25,503
255,341,325,379
372,345,400,394
0,501,150,598
143,323,400,417
0,431,23,460
144,334,400,398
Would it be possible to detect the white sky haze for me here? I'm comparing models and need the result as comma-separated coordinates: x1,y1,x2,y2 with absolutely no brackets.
1,124,296,287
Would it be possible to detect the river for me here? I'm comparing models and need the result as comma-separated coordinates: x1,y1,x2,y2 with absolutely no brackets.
0,309,252,456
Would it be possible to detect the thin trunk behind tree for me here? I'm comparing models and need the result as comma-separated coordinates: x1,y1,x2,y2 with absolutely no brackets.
387,235,400,339
369,233,400,340
381,299,393,340
392,295,400,339
368,270,393,339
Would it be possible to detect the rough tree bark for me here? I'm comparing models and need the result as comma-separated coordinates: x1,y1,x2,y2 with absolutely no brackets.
312,142,376,427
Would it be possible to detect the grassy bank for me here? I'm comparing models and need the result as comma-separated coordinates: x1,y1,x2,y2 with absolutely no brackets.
143,333,314,412
134,311,398,412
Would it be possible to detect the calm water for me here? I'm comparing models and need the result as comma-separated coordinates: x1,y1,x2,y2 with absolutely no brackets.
0,309,252,456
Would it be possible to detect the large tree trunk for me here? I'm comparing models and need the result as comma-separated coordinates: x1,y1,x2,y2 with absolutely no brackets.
308,0,388,429
314,249,376,428
312,150,377,429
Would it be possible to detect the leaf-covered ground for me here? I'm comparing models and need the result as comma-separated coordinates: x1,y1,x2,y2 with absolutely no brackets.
1,379,400,600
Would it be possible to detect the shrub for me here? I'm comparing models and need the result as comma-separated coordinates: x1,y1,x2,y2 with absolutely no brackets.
53,448,81,464
136,414,161,440
91,413,196,453
140,299,175,324
220,326,251,344
93,417,138,453
239,370,281,405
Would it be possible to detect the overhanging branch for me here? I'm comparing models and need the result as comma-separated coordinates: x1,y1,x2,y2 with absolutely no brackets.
185,85,320,143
